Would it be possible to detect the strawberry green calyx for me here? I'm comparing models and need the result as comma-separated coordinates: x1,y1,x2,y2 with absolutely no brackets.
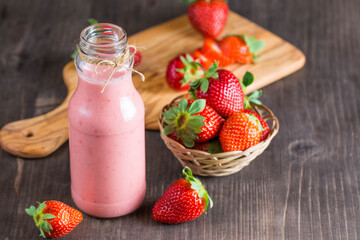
176,54,204,87
240,34,265,60
240,71,262,109
205,138,224,154
244,90,262,109
25,202,56,238
182,167,213,211
247,113,265,132
163,99,206,147
189,62,219,98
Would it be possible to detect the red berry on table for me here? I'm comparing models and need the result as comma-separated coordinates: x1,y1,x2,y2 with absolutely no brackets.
25,201,83,238
163,98,224,148
189,63,244,118
129,46,142,66
243,109,270,141
219,35,252,64
166,53,204,91
185,0,229,39
200,38,234,66
219,112,263,152
152,167,213,224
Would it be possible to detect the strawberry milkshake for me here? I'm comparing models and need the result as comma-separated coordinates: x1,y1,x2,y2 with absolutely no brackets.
68,24,146,218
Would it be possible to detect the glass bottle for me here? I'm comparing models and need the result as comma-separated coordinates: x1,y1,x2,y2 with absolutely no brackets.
68,23,146,218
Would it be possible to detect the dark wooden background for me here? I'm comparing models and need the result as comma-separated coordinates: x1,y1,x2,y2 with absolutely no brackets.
1,0,359,239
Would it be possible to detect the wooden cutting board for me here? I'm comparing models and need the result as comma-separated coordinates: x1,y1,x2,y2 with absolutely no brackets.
0,11,305,158
131,11,305,129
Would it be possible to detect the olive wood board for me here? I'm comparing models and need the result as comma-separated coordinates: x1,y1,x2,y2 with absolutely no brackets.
0,11,305,158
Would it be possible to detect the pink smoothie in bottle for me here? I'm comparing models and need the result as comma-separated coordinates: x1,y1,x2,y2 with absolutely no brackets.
68,24,145,218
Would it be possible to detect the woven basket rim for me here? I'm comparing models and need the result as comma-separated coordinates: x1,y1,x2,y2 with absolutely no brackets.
158,95,279,157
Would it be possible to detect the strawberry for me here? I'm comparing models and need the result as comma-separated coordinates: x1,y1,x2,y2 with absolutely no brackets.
163,98,224,148
185,0,229,39
166,53,204,91
219,35,252,64
129,46,142,66
152,167,213,223
219,112,263,151
189,63,244,118
200,38,234,66
243,109,270,141
194,49,213,70
193,138,223,153
25,201,83,238
241,71,263,109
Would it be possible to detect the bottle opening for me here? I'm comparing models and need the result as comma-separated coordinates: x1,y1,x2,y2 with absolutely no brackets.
79,23,128,60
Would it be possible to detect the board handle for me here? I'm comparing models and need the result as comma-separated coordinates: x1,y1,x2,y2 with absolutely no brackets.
0,62,78,158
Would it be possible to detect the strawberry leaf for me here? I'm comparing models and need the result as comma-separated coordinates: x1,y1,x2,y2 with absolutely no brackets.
240,34,265,57
248,90,262,100
39,228,45,238
248,113,264,131
181,136,195,148
200,79,209,93
163,109,177,120
205,139,224,154
182,167,213,211
42,214,56,220
178,98,188,112
250,99,262,105
163,125,176,135
25,206,37,216
71,49,78,60
242,71,254,87
188,99,206,114
88,18,99,25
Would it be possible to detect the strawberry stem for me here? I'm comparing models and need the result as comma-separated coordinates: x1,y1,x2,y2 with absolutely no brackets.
25,202,56,238
182,167,213,211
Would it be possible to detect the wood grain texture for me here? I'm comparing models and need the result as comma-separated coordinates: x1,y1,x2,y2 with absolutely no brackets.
0,11,304,158
0,63,77,158
0,0,359,239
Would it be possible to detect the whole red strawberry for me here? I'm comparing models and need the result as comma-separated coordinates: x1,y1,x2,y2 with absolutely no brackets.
166,53,204,91
26,201,83,238
189,63,244,118
152,167,213,223
219,112,263,151
244,109,270,141
163,98,224,147
185,0,229,38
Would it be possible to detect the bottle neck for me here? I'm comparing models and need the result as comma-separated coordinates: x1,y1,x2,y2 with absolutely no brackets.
79,23,129,61
75,23,134,93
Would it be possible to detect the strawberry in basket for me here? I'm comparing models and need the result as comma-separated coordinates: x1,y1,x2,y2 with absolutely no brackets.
189,64,261,118
243,109,270,141
219,112,264,151
162,98,224,148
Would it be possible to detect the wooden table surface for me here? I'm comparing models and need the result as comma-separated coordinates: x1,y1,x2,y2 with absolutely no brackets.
1,0,359,239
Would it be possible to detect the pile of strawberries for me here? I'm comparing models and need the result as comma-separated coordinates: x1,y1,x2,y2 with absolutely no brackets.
163,63,270,153
166,0,264,91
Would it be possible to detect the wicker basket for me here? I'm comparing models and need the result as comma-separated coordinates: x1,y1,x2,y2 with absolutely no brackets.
158,96,280,177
